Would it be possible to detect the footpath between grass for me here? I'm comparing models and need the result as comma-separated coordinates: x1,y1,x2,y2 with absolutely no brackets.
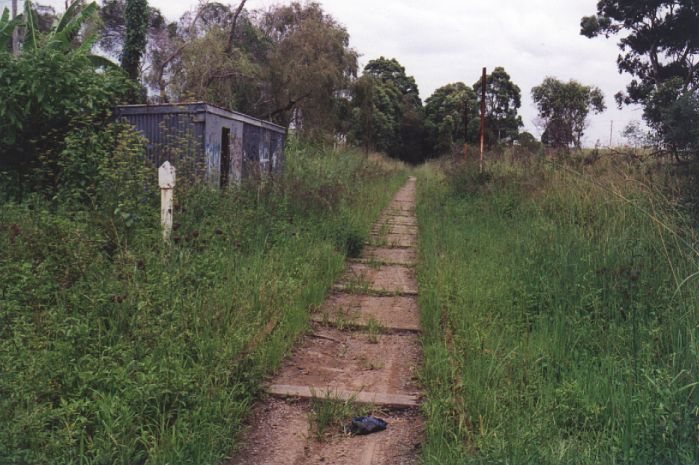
0,142,406,464
416,158,698,464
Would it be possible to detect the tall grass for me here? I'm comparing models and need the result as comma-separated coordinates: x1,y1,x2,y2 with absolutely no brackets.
0,142,406,464
416,157,698,464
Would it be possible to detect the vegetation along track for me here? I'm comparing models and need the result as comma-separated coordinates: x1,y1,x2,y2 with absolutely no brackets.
231,177,423,465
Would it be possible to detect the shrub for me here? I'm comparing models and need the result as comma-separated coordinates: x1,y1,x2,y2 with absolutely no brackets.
0,142,405,464
55,122,156,233
517,131,542,154
0,47,133,195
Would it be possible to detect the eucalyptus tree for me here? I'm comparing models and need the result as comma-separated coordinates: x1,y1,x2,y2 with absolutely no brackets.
349,73,405,157
424,82,478,155
473,67,523,146
350,74,377,154
531,77,606,148
353,57,425,163
364,56,421,108
143,2,252,105
581,0,699,157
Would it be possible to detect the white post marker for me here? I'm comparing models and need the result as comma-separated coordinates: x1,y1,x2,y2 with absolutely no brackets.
158,161,176,242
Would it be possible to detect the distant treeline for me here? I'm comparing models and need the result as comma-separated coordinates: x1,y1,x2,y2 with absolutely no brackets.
1,0,697,167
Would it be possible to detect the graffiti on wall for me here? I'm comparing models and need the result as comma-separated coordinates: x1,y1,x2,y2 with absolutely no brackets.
117,103,285,187
205,141,221,185
231,132,243,183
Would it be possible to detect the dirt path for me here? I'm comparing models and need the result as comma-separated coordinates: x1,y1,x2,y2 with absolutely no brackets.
231,177,423,465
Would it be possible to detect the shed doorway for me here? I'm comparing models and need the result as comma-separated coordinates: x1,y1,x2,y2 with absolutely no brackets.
220,127,231,188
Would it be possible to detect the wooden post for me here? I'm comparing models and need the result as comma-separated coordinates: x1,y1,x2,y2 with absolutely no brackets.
463,99,469,160
11,0,19,56
159,161,176,242
480,67,487,172
609,120,614,148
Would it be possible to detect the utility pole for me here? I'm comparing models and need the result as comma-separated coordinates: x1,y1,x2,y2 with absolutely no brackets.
463,99,469,160
479,67,486,173
11,0,19,56
609,120,614,148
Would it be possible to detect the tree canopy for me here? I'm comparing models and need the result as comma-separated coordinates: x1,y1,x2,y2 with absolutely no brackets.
120,0,149,84
99,0,165,54
422,67,523,157
349,57,425,163
2,0,626,167
137,1,357,137
532,77,606,148
581,0,699,157
364,57,421,108
0,1,133,187
167,6,267,115
258,2,358,132
423,82,477,156
473,66,523,146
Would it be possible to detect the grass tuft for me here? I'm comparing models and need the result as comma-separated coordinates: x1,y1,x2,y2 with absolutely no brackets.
0,143,406,464
416,157,699,465
308,393,360,441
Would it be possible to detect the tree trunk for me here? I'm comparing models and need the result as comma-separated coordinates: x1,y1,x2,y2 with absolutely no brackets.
225,0,248,56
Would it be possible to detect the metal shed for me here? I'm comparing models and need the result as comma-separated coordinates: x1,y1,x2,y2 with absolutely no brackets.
116,102,286,187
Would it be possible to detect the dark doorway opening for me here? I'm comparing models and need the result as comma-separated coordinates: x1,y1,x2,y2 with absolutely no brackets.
220,127,231,189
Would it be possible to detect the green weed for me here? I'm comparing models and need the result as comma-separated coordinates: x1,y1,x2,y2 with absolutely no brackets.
343,271,373,294
366,317,384,344
0,143,406,464
366,258,386,268
318,306,355,331
308,392,359,441
416,158,699,465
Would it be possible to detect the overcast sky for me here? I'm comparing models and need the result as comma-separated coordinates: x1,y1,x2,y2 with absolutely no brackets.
10,0,647,146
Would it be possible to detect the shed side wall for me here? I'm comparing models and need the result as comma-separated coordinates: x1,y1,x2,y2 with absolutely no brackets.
117,111,205,179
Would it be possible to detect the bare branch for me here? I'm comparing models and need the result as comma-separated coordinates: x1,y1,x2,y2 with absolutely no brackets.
267,91,312,120
152,5,206,100
225,0,247,56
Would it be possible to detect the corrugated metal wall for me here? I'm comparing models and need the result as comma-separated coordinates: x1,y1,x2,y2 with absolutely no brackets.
117,103,285,187
122,111,205,170
243,123,261,179
270,131,284,175
204,113,245,185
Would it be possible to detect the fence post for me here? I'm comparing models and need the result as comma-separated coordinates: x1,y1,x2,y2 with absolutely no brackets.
159,161,176,242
